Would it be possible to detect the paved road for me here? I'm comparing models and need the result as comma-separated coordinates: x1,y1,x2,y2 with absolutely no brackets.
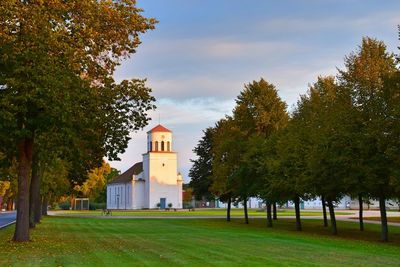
0,211,16,229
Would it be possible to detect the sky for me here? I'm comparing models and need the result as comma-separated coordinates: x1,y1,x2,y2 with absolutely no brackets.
110,0,399,182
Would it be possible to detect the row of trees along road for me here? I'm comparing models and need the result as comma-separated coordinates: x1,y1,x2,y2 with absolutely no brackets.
189,36,400,242
0,1,157,242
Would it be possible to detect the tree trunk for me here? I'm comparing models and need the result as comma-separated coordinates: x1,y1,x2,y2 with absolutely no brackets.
294,196,302,231
273,202,277,220
379,196,388,242
41,196,48,216
13,138,34,242
70,194,75,210
321,196,328,227
7,198,14,211
358,194,364,231
29,154,41,228
227,197,231,222
266,201,273,227
243,198,249,224
4,190,10,210
327,198,337,235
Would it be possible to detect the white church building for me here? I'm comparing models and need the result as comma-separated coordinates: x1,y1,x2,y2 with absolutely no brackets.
107,124,183,209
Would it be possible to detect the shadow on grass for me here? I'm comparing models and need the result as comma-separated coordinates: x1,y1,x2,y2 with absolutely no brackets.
169,217,400,246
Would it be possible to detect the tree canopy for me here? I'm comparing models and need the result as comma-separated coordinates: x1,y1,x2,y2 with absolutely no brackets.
0,0,157,241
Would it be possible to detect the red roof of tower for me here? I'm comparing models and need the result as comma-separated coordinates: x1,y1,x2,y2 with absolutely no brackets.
147,124,172,133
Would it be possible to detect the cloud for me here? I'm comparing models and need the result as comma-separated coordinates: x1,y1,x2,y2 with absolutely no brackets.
109,1,400,184
145,76,242,100
256,10,399,36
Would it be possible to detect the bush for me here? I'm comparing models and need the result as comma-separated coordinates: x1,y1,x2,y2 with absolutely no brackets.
89,203,106,210
59,201,70,210
183,203,193,209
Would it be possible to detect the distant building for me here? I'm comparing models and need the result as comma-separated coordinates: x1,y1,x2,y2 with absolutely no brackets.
211,196,400,210
107,124,183,209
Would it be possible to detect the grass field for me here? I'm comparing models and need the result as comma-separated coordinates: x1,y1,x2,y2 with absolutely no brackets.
53,208,352,217
1,216,399,266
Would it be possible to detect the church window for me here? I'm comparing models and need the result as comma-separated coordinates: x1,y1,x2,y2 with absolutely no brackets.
155,141,159,151
167,141,170,151
161,141,165,151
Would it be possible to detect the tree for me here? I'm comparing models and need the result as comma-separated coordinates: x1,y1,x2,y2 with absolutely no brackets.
0,158,18,211
232,79,288,225
189,127,215,201
268,123,310,231
0,181,10,209
338,37,398,241
73,161,111,200
211,117,238,222
183,187,193,207
40,157,70,215
297,76,353,235
0,1,157,241
96,167,120,203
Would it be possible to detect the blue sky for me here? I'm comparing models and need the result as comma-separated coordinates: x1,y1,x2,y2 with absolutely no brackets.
110,0,399,181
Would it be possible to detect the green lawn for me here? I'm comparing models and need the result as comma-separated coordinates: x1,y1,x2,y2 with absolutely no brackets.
53,208,351,217
0,216,399,266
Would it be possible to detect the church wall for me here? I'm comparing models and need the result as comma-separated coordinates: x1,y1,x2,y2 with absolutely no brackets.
126,183,132,209
106,185,111,209
106,184,129,209
143,154,150,208
107,185,115,209
177,177,183,209
147,152,182,209
132,181,145,209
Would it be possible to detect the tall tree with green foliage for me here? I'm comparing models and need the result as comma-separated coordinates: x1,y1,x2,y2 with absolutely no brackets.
40,157,71,215
233,79,288,224
0,0,157,241
189,127,216,201
265,121,310,231
300,76,355,235
338,37,398,241
211,117,239,222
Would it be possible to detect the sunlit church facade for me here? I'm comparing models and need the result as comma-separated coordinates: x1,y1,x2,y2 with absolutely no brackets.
107,124,183,209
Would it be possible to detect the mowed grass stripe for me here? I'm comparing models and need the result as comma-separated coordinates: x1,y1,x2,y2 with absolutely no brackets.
0,217,399,266
54,209,352,217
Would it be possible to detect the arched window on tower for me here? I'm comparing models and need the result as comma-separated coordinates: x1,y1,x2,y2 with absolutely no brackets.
161,141,165,151
155,141,158,151
149,142,152,152
167,141,170,151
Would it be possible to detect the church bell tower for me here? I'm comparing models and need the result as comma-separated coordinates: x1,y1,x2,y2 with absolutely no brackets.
142,124,182,209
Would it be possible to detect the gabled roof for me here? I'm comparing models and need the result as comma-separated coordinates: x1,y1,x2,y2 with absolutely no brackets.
147,124,171,133
108,162,143,184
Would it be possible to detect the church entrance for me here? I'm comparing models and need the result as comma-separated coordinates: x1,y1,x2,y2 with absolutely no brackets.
160,198,166,209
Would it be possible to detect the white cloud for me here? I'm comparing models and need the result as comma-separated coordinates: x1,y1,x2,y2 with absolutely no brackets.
109,3,399,185
256,10,399,35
